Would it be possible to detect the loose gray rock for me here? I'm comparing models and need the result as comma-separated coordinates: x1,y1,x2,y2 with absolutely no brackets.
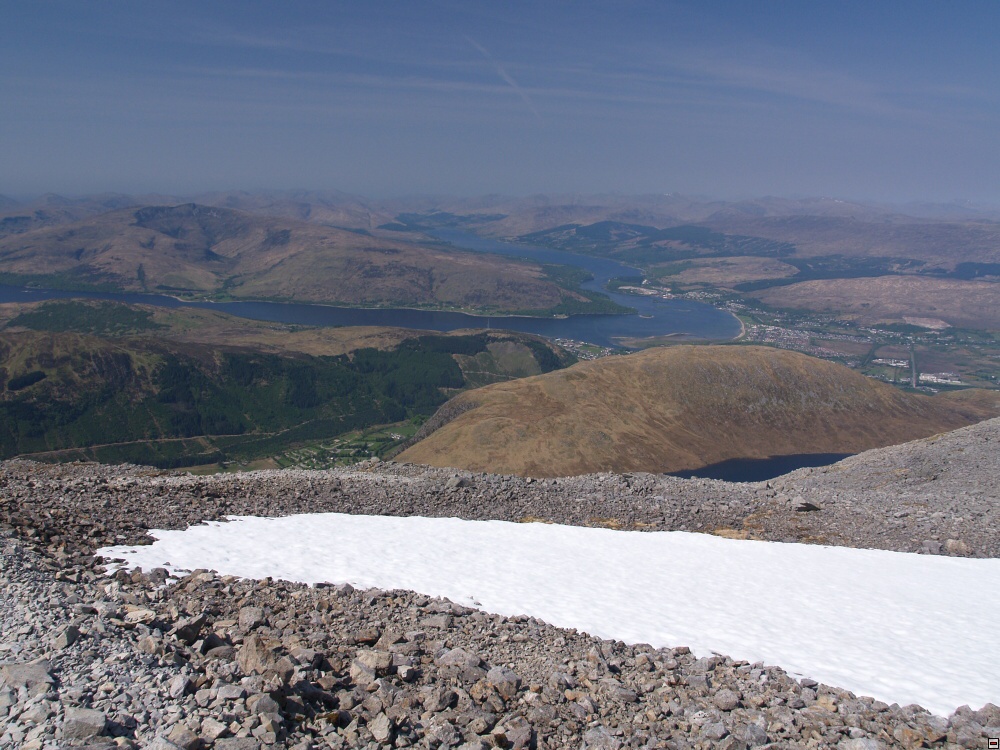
214,739,262,750
714,687,741,710
145,738,184,750
61,706,107,740
839,739,886,750
167,673,191,699
581,726,623,749
53,624,81,649
486,665,521,699
0,661,54,697
238,606,266,632
0,422,997,750
369,712,395,744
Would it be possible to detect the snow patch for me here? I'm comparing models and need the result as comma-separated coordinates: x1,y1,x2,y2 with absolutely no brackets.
98,513,1000,716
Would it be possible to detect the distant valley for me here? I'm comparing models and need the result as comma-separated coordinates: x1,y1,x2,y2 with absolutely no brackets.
383,196,1000,333
4,190,998,332
1,189,998,476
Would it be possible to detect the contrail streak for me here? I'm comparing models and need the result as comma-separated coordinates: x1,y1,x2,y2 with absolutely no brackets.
465,35,541,120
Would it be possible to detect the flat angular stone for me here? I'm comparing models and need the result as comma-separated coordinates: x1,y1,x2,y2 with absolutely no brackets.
248,693,281,714
238,606,266,632
838,739,886,750
53,625,81,650
217,683,247,701
0,661,54,697
61,706,107,740
435,647,481,669
144,738,183,750
201,716,229,742
581,726,622,749
486,666,521,700
369,712,395,744
215,739,262,750
237,634,291,682
167,723,201,750
168,674,192,699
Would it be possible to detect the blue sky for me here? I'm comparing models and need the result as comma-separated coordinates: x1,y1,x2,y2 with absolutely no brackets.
2,1,999,201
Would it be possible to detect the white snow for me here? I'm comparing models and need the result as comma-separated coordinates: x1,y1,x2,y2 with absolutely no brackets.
98,513,1000,716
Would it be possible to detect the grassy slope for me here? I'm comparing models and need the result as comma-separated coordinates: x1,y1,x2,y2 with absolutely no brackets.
749,276,1000,330
0,204,613,315
398,345,996,477
701,215,1000,266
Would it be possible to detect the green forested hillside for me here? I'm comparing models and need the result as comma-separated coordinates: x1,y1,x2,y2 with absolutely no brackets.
0,303,574,467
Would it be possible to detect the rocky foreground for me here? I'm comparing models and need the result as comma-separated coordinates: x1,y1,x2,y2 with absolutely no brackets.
1,418,998,749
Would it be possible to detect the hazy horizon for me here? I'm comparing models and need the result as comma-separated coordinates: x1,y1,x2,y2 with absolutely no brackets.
4,188,1000,215
4,1,1000,203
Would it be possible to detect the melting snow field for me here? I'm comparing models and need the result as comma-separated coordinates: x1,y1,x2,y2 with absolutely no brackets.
98,513,1000,717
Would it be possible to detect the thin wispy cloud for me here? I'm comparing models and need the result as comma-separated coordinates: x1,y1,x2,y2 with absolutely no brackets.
4,2,1000,200
464,35,541,121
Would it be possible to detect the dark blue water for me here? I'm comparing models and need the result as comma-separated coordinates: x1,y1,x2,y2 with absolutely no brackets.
432,229,741,344
669,453,853,483
0,232,740,347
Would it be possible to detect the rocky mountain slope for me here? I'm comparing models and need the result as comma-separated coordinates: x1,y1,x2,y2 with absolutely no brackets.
1,418,998,748
397,346,999,477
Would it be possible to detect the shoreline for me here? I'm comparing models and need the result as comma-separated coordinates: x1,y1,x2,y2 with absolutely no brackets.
0,283,628,322
0,283,741,346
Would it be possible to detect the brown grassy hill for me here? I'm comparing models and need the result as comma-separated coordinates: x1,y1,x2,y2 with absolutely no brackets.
192,189,396,232
749,276,1000,330
0,204,594,314
0,193,145,237
397,345,992,477
935,387,1000,416
701,215,1000,268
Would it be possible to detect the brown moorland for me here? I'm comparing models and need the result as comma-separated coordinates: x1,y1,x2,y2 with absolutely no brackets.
670,256,800,287
398,345,996,477
749,276,1000,330
0,203,595,314
701,215,1000,268
0,299,571,381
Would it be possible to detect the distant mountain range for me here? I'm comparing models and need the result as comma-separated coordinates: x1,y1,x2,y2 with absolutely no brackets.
1,188,997,328
0,203,612,315
4,190,999,236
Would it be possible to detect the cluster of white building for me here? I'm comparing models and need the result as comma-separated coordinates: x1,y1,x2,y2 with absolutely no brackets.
919,372,963,385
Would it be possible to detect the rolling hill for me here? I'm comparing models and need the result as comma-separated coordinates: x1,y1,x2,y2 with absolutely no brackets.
397,345,999,477
748,275,1000,330
0,203,612,315
700,214,1000,268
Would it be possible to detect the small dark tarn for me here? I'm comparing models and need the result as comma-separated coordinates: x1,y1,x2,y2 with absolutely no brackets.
669,453,853,483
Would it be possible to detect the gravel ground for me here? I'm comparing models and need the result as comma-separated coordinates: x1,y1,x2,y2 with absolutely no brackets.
1,418,997,560
1,418,998,749
3,532,998,750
